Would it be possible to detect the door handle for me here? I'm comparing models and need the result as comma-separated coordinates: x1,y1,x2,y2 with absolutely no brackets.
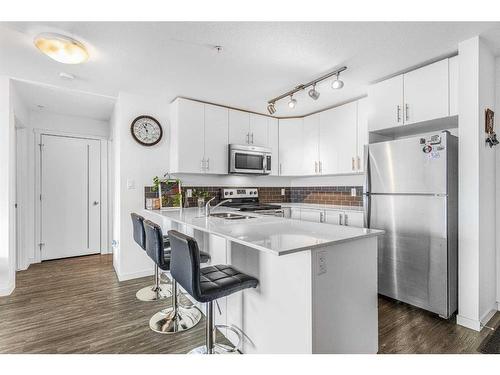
201,158,205,171
93,201,99,206
206,158,210,171
246,133,249,144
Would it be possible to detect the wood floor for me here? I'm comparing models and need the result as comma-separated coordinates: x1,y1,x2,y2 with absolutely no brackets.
0,254,498,354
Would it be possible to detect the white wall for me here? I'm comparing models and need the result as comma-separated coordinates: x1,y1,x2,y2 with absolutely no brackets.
0,77,16,296
457,36,497,331
28,111,109,138
496,57,500,310
111,91,170,280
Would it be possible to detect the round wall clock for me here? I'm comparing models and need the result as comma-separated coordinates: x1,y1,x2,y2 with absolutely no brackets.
130,115,163,146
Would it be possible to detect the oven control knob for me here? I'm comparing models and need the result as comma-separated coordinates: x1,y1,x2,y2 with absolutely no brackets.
230,192,233,195
224,192,228,196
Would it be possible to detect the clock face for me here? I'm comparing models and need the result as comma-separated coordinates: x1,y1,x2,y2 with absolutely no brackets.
131,116,163,146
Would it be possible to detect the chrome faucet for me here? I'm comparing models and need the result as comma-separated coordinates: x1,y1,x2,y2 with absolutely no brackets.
205,197,232,217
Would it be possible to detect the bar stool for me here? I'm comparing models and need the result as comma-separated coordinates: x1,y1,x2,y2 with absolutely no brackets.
168,230,259,354
131,213,171,301
144,220,211,334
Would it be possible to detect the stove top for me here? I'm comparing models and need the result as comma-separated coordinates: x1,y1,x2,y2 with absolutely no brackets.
220,188,281,212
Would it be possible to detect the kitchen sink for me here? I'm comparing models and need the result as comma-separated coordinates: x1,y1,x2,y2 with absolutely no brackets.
210,212,256,220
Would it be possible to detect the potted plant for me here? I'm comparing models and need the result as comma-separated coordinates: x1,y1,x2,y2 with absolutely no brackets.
192,189,211,209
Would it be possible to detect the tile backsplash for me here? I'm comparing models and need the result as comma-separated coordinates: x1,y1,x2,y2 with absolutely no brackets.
145,185,363,208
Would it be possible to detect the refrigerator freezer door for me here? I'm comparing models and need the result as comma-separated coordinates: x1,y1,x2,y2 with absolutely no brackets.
367,134,448,194
370,194,450,317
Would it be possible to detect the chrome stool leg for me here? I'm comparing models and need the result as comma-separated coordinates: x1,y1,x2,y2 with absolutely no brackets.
136,265,171,301
149,279,202,334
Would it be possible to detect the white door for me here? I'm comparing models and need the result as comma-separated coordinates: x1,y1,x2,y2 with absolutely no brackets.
40,135,101,260
367,74,404,132
228,109,250,145
268,118,279,176
403,59,449,125
204,104,229,174
356,98,368,172
279,118,303,176
174,99,205,173
249,114,269,146
302,113,320,175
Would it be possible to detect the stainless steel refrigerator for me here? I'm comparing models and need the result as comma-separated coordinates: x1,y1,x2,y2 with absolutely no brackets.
364,131,458,318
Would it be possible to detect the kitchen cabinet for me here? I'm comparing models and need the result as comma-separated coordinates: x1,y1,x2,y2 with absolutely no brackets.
170,98,228,174
356,98,368,172
368,57,455,132
268,117,280,176
302,113,320,175
449,56,458,116
298,208,323,223
324,209,344,225
290,207,301,220
403,59,449,125
320,101,357,174
325,209,364,227
229,110,269,146
367,75,404,132
279,118,304,176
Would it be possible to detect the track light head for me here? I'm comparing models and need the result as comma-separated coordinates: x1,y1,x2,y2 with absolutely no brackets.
331,73,344,90
288,95,297,109
308,84,320,100
267,102,276,115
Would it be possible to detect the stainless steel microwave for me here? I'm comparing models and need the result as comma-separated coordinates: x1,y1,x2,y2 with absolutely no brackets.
228,144,272,175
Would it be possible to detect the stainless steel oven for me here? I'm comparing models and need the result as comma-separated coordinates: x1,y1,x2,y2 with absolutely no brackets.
229,144,272,175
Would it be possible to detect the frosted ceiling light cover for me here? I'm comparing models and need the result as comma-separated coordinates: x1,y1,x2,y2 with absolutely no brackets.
34,33,89,64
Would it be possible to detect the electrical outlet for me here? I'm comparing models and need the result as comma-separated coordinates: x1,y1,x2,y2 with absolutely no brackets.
186,189,192,198
281,188,285,196
351,188,357,197
318,251,327,275
127,178,135,190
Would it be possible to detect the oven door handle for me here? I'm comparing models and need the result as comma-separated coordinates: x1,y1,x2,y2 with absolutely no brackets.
262,155,267,173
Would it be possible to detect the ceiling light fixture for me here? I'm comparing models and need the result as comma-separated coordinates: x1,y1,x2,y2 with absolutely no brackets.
331,72,344,89
267,102,276,115
308,84,320,100
34,32,89,64
266,66,346,114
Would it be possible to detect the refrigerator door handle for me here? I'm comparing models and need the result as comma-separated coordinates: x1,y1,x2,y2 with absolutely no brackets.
364,193,371,228
363,144,371,228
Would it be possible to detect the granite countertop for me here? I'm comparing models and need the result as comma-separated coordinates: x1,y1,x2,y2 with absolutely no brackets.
144,207,382,256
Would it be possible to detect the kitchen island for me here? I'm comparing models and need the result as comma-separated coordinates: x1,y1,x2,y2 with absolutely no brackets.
143,207,383,354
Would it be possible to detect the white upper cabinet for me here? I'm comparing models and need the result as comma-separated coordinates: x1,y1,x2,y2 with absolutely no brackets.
448,56,458,116
403,59,449,125
368,57,455,132
267,117,280,176
170,98,205,174
249,113,269,146
170,98,228,174
367,75,404,132
302,113,320,175
356,98,368,172
279,118,304,176
228,109,250,145
204,104,229,174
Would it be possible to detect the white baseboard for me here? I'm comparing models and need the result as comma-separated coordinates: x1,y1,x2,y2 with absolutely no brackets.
481,307,497,326
497,301,500,311
115,267,154,282
0,282,15,296
456,315,481,331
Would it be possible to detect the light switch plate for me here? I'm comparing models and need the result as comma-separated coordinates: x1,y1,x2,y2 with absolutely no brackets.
351,188,356,197
127,178,135,190
186,189,192,198
318,251,327,275
281,188,285,196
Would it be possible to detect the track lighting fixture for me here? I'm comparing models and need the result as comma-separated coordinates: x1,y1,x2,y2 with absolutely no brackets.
331,72,344,89
267,102,276,115
308,84,320,100
266,66,346,114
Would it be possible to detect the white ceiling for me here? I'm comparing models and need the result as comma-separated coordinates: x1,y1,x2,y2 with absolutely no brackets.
12,79,116,121
2,22,500,117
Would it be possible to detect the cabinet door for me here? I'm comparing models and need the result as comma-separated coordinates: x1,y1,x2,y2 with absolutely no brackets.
367,75,404,132
356,98,368,172
344,211,364,228
268,117,280,176
448,56,458,117
249,113,269,146
204,104,229,174
279,118,304,176
228,109,250,144
302,113,320,175
403,59,449,125
290,207,301,220
173,99,205,173
299,208,322,223
324,209,344,225
320,102,357,174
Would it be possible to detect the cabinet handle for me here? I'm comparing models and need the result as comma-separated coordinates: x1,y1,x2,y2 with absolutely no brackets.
405,104,409,122
315,161,318,174
206,158,210,171
319,161,322,173
397,105,401,123
339,213,343,225
344,214,349,226
246,133,249,144
357,156,361,171
352,157,355,171
201,158,205,172
279,163,282,175
251,133,254,144
320,212,324,223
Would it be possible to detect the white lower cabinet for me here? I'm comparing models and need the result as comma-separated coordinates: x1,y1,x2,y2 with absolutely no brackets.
342,211,364,227
324,209,345,225
290,207,364,228
298,208,323,223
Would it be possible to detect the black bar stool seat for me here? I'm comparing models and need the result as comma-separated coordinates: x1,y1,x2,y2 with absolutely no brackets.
168,230,258,354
